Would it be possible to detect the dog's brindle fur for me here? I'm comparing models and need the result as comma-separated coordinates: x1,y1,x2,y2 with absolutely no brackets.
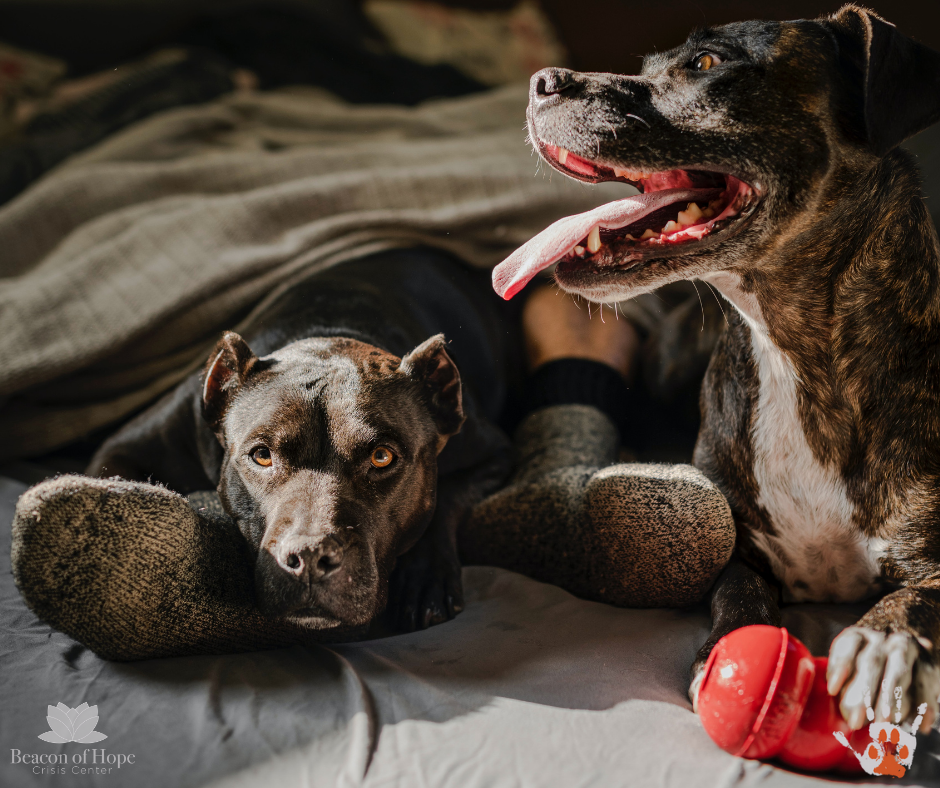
525,6,940,727
88,249,512,634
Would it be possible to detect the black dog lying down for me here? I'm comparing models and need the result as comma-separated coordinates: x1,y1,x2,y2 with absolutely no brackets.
494,5,940,730
89,249,512,633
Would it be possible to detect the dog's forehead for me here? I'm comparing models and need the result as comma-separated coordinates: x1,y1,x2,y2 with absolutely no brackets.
229,336,430,455
642,20,793,73
269,337,400,435
266,336,396,371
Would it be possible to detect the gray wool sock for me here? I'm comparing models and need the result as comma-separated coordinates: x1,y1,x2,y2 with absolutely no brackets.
461,404,735,608
12,475,361,660
11,405,734,659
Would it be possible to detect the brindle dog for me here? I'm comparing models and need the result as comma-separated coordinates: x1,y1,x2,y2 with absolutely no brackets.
492,5,940,730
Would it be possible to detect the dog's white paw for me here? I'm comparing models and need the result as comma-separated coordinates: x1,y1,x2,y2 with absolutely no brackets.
689,666,705,713
826,626,940,732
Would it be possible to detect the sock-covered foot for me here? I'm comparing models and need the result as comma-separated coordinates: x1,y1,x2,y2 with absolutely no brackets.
462,405,734,608
12,475,358,660
580,462,734,606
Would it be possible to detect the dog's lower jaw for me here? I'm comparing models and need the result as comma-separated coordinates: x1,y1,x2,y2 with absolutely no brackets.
283,592,378,630
552,271,667,307
285,612,345,630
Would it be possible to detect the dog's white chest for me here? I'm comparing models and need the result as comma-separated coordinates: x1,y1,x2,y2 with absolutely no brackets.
747,328,883,602
700,272,884,603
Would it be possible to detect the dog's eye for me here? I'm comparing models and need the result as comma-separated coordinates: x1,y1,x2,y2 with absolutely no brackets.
250,447,273,467
370,447,395,468
692,53,722,71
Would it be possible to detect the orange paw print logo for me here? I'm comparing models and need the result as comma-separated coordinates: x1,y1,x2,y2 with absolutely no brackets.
834,687,926,777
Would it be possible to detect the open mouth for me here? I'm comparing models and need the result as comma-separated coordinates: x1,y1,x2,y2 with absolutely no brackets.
492,142,760,299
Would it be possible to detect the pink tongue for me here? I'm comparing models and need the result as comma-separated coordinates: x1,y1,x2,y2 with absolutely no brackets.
492,188,706,299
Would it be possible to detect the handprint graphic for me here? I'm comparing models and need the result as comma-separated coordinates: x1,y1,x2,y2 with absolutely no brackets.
38,702,108,743
834,687,924,777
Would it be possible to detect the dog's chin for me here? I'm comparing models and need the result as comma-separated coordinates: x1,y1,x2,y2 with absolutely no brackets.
278,586,380,630
283,609,348,630
281,599,379,630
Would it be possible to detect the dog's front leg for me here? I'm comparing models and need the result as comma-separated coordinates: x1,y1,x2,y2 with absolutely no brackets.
689,556,782,710
387,477,466,632
389,441,510,632
827,584,940,732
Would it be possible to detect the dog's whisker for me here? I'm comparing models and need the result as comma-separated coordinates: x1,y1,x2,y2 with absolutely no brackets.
691,281,706,333
624,113,651,130
702,281,729,327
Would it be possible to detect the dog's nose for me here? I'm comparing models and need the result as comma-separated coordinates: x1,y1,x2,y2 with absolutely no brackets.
531,67,577,105
279,535,345,581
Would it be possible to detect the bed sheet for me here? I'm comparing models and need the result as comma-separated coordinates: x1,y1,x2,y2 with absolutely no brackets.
4,476,940,787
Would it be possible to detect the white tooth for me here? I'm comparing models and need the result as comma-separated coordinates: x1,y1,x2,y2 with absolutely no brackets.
574,245,585,255
587,225,601,253
677,202,704,226
641,228,658,239
663,220,681,234
610,168,651,182
701,207,715,219
624,234,636,241
558,148,569,165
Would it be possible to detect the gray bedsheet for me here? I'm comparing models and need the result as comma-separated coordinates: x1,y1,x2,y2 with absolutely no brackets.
3,475,939,787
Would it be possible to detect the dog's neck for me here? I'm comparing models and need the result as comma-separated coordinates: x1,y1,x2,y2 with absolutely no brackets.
703,148,940,361
701,147,940,500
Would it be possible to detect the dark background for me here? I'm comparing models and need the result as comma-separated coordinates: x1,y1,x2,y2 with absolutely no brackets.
537,0,940,73
2,0,938,77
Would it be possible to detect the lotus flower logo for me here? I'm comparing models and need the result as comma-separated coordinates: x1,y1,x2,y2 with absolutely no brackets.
38,703,108,743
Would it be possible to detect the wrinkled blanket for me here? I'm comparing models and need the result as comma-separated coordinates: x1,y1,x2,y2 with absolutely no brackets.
0,84,620,458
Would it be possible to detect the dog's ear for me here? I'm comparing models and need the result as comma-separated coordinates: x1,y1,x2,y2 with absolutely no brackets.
828,5,940,156
202,331,258,429
399,334,465,439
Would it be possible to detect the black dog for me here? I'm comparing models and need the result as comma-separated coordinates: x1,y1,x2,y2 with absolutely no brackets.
493,5,940,730
89,249,513,633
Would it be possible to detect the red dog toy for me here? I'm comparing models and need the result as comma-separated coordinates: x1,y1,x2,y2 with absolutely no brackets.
696,625,869,772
